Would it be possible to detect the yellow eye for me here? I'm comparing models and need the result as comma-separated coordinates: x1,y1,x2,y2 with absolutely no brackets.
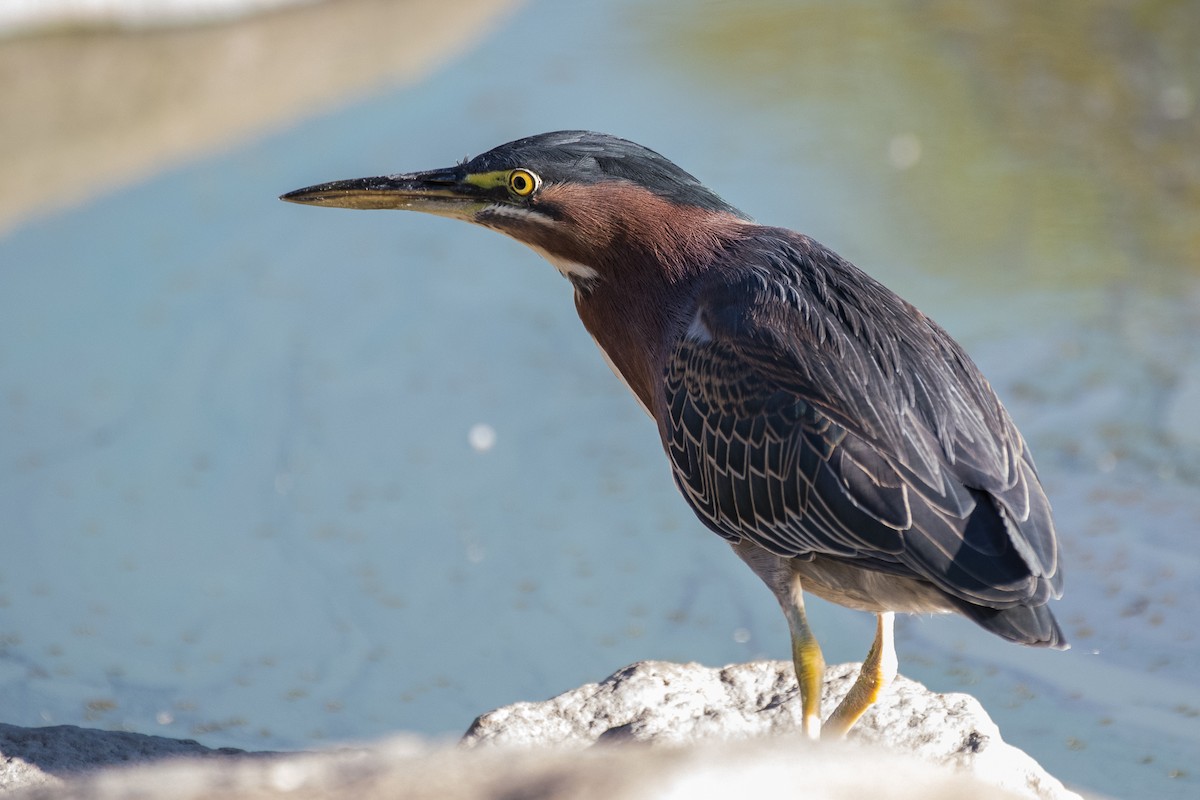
508,168,540,197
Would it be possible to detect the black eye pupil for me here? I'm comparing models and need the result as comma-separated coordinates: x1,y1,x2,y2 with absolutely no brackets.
513,176,527,191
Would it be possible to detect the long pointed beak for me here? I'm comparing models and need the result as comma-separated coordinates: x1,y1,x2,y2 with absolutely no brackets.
280,169,486,219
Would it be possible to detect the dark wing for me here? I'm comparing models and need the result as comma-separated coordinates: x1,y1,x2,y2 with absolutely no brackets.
662,232,1063,627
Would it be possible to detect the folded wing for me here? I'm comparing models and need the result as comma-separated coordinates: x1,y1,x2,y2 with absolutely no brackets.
661,232,1063,643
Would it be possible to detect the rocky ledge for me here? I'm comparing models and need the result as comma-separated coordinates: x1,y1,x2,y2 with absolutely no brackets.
2,660,1086,800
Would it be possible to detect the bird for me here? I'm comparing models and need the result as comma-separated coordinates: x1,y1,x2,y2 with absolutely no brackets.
281,130,1066,739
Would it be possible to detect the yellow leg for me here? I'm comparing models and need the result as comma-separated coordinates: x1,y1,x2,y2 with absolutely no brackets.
783,574,825,739
823,612,897,738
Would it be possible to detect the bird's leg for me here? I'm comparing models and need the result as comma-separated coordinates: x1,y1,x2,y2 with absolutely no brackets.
783,573,825,739
823,611,897,738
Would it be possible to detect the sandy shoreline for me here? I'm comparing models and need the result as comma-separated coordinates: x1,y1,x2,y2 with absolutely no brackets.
0,0,518,235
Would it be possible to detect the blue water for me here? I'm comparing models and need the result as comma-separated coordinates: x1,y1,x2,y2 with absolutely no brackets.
1,2,1197,797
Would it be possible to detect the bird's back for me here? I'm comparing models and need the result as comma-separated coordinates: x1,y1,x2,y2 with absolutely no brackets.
659,227,1065,647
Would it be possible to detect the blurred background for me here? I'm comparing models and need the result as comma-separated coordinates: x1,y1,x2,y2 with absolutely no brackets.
1,1,1197,798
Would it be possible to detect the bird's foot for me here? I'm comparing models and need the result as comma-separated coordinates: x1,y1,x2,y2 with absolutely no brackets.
822,612,897,739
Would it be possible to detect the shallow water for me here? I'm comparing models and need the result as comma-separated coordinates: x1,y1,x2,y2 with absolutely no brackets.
1,1,1198,798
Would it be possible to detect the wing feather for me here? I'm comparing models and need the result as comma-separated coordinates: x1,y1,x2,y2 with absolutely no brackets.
661,231,1062,609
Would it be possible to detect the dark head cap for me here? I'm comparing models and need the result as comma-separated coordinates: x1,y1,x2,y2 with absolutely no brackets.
463,131,746,218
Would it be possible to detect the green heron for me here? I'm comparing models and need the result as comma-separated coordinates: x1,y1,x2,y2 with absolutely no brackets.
281,131,1066,739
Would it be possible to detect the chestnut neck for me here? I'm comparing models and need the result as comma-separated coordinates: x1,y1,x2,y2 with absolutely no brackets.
528,181,751,413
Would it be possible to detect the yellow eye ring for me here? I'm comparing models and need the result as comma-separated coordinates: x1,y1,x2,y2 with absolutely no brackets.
508,168,540,197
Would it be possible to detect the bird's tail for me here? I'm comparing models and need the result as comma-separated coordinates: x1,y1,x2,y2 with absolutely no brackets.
951,599,1069,650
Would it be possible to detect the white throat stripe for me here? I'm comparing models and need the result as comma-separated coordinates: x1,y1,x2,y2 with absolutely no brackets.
483,204,557,226
527,244,600,282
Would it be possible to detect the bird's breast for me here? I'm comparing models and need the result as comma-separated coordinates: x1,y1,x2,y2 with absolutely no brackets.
587,333,654,417
574,283,681,420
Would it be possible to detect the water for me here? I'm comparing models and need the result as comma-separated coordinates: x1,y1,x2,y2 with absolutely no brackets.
1,1,1197,797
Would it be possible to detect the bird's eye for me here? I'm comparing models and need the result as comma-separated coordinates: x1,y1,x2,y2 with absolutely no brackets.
508,168,540,197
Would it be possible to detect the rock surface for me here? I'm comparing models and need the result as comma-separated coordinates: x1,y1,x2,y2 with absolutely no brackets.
4,734,1051,800
465,660,1079,800
0,724,250,793
0,661,1087,800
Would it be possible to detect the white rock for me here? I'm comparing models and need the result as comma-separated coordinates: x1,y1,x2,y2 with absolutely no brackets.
464,660,1083,800
0,732,1036,800
0,661,1087,800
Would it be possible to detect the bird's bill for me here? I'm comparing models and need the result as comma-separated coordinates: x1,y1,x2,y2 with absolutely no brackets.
279,169,486,221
